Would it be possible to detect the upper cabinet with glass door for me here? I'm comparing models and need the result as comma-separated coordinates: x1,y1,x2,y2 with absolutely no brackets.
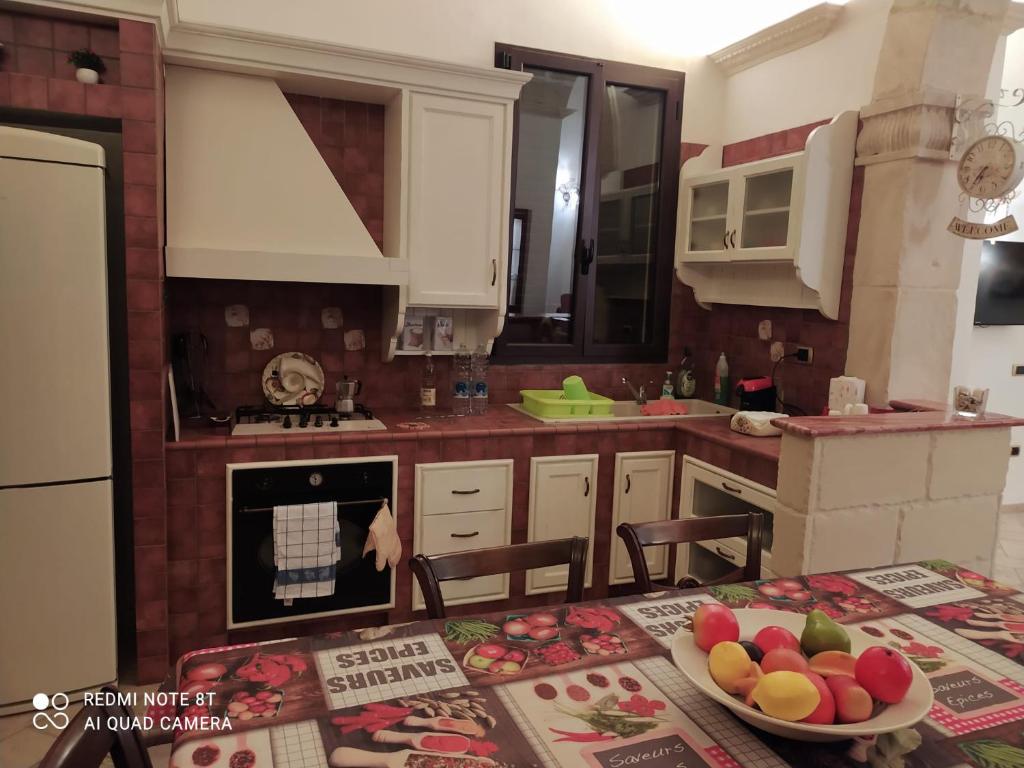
675,111,857,319
678,154,800,263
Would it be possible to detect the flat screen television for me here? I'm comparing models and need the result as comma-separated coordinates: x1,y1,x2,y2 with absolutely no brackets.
974,239,1024,325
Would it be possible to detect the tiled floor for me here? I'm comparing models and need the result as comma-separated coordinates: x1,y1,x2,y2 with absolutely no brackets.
995,506,1024,589
0,683,172,768
4,509,1024,767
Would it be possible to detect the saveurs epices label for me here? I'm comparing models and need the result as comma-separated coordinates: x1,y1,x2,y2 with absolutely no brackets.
849,565,985,608
619,595,719,649
317,634,468,709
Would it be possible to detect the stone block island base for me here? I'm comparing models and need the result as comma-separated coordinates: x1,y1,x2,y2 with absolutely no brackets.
770,400,1023,578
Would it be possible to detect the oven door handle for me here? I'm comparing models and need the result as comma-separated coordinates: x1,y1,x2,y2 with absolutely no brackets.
451,488,481,495
450,531,480,538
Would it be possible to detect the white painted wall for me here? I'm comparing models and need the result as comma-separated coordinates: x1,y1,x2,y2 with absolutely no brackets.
720,0,891,143
953,30,1024,505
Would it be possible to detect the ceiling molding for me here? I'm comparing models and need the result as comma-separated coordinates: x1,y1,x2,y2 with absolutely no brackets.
709,2,845,77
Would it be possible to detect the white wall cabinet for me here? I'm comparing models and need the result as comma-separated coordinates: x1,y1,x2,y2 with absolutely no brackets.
675,111,857,319
676,457,777,584
609,451,675,586
526,455,598,595
413,459,513,611
406,92,510,309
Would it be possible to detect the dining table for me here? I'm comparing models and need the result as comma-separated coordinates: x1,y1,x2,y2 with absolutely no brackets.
155,560,1024,768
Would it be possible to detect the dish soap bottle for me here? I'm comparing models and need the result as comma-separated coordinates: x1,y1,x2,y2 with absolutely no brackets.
660,372,674,399
714,352,730,405
675,348,696,399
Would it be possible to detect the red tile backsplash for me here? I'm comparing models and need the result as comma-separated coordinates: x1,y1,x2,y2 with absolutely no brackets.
0,11,122,85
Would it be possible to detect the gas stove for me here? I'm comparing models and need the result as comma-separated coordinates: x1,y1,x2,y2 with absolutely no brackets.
231,404,387,436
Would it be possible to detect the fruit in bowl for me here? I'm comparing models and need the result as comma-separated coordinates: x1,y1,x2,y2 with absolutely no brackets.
672,606,932,741
462,643,528,676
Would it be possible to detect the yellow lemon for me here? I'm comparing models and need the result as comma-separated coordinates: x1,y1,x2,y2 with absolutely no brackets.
751,671,821,721
708,641,752,694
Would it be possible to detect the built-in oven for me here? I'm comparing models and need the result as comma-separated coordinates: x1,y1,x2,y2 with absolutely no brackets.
227,456,397,629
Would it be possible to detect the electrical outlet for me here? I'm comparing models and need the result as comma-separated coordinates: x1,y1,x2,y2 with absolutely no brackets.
794,345,813,364
1013,445,1021,457
769,341,785,362
1013,364,1024,376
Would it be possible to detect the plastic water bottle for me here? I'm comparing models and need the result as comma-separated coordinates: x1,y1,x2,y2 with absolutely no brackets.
471,344,489,414
714,352,730,405
452,345,472,416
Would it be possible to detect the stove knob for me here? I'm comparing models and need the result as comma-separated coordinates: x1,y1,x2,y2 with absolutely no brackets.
282,415,292,429
314,415,324,427
330,417,339,427
299,418,309,429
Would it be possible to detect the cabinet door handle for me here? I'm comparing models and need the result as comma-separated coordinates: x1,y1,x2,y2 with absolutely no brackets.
584,476,590,497
451,531,480,538
722,232,729,249
491,258,497,286
579,238,595,275
625,474,631,494
729,230,736,249
721,482,743,494
451,488,481,495
715,545,737,562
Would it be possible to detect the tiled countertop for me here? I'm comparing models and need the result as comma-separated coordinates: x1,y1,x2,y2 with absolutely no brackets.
170,406,781,461
772,398,1024,438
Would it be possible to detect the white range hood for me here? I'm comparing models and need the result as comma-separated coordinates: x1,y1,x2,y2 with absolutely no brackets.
165,65,407,286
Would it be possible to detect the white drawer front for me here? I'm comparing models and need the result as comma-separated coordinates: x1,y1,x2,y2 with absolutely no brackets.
415,508,509,608
419,464,509,515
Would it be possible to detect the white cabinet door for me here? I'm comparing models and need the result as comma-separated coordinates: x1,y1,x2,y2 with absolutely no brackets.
526,455,598,595
407,92,507,307
610,451,675,585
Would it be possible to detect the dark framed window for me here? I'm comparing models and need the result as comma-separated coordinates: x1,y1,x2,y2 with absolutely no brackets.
493,44,684,362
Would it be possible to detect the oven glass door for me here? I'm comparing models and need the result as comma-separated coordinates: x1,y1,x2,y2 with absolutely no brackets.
229,460,394,627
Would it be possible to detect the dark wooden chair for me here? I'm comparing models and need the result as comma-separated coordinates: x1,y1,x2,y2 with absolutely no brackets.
39,685,153,768
617,512,763,593
410,537,589,619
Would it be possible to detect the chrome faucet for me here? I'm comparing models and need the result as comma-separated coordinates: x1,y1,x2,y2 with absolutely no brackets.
622,377,653,405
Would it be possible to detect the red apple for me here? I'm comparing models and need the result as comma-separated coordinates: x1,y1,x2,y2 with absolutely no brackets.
855,647,913,704
761,648,809,674
526,612,558,627
827,675,873,723
757,583,785,598
186,663,227,681
475,643,507,659
753,625,801,655
502,649,527,663
692,604,739,652
801,672,836,725
787,590,813,602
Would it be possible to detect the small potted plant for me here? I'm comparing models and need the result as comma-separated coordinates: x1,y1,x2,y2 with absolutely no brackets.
67,49,105,84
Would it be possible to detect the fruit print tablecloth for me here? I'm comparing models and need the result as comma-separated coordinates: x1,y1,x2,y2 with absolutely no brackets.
164,561,1024,768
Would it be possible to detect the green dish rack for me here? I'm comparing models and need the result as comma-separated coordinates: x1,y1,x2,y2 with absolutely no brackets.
520,389,614,418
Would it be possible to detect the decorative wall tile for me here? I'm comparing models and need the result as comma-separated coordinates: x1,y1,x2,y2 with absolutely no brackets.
321,307,343,329
343,329,365,351
224,304,249,327
249,328,274,350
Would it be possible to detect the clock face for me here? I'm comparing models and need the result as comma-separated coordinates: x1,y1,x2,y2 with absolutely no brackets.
958,135,1024,199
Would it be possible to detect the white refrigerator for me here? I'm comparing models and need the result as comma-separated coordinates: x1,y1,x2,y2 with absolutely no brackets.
0,126,117,710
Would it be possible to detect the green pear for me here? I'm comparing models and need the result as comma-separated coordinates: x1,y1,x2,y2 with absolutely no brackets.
801,609,851,655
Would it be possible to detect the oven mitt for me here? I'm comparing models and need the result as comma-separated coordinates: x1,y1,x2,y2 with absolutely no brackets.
363,502,402,572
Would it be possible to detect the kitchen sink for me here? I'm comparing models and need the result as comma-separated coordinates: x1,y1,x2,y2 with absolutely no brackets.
508,399,736,424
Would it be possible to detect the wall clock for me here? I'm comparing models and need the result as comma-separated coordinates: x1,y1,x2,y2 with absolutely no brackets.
956,135,1024,200
948,110,1023,239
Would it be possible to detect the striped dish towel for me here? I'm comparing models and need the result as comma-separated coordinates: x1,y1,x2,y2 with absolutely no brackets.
272,502,340,600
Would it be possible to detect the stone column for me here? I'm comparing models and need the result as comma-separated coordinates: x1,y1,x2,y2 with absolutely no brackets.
845,0,1009,404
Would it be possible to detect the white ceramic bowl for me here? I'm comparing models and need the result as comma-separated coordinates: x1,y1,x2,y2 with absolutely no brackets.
670,609,933,742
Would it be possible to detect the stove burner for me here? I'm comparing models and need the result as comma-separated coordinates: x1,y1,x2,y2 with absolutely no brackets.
235,402,375,425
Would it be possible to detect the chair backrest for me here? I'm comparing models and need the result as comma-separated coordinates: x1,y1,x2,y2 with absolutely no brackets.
410,537,589,618
617,512,763,593
39,686,153,768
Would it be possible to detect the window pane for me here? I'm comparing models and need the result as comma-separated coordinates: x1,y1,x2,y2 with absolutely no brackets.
504,67,588,345
593,84,664,345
